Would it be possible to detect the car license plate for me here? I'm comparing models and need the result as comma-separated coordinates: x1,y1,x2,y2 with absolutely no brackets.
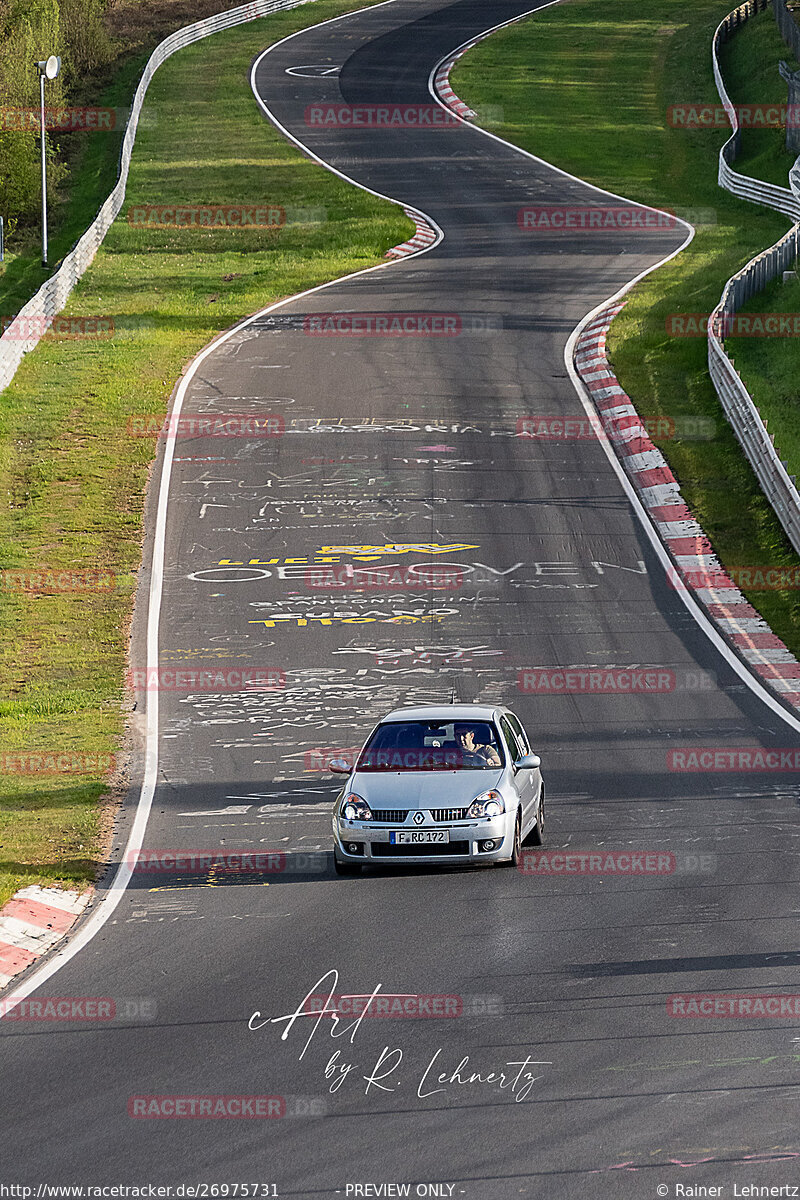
389,830,449,845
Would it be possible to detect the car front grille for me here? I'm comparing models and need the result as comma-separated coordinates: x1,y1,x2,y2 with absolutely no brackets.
370,808,470,824
372,841,470,857
429,807,469,823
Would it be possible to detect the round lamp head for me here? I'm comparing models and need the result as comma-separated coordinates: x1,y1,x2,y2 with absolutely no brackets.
44,55,60,80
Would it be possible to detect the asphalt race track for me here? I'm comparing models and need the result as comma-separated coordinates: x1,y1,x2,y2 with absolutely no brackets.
4,1,800,1195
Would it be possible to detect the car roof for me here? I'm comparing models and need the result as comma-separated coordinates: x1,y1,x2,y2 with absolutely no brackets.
380,704,503,722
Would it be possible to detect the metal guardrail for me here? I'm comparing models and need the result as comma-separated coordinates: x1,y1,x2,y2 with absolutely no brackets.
0,0,315,396
708,0,800,554
713,0,800,217
774,0,800,62
791,153,800,194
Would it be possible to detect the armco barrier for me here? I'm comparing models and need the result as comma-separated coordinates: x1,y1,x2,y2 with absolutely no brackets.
791,153,800,196
714,0,800,219
774,0,800,64
0,0,316,396
708,0,800,554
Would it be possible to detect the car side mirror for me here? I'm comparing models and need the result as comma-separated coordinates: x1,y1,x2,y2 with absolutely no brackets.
516,753,541,770
329,758,352,775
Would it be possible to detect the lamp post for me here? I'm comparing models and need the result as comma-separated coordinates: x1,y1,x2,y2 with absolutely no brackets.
35,55,60,268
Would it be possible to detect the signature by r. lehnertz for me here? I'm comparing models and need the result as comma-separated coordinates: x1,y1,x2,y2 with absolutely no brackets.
248,969,550,1102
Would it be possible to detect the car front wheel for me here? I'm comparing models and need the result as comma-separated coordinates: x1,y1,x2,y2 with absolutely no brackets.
504,809,523,867
526,785,545,846
333,852,362,876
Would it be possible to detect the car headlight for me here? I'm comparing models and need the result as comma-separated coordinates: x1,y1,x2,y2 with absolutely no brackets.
466,790,505,819
341,793,372,821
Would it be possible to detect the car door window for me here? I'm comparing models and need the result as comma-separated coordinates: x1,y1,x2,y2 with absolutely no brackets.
506,713,531,756
500,716,522,763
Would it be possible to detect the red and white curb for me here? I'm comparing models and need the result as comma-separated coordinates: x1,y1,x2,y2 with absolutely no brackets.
433,54,477,120
575,303,800,712
0,885,90,989
385,206,438,258
431,9,537,121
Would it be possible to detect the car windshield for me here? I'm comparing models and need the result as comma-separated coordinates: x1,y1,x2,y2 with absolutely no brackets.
356,720,505,772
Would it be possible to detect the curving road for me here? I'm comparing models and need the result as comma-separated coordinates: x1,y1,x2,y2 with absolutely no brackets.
4,1,800,1195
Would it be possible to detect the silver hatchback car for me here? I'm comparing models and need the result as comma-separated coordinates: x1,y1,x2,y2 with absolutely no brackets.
330,704,544,874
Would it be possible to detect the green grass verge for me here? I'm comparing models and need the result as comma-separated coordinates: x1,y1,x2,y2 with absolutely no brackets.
0,53,140,318
0,0,411,911
718,10,800,483
727,271,800,478
720,5,800,187
452,0,800,654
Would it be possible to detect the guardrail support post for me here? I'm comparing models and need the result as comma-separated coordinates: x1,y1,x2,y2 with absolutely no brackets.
779,60,800,153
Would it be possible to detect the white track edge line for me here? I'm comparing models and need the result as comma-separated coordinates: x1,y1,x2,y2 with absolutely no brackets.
9,0,799,1015
250,0,444,252
427,1,696,218
0,0,444,1018
426,0,800,734
567,315,800,735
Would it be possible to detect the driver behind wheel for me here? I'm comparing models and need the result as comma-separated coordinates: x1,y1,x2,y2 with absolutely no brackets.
454,722,501,767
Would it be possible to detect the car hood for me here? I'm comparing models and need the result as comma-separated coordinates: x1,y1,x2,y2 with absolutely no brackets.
349,770,504,809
